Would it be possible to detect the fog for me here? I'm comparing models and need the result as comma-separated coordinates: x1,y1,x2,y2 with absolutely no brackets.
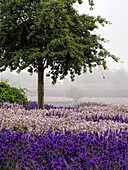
0,67,128,106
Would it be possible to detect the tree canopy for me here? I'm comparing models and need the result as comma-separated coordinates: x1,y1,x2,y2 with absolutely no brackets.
0,0,119,108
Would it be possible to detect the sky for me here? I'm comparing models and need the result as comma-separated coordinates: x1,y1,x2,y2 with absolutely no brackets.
74,0,128,71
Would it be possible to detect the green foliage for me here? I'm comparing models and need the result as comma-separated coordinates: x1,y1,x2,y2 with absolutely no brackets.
0,0,119,108
0,80,28,104
0,0,119,84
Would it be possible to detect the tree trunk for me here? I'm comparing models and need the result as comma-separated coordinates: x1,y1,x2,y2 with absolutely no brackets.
38,63,44,109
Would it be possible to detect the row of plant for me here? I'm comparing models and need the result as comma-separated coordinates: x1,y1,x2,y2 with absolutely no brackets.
0,127,127,170
0,101,128,169
78,97,128,106
0,102,128,135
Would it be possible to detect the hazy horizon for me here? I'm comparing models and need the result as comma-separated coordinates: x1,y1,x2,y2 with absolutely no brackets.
0,67,128,106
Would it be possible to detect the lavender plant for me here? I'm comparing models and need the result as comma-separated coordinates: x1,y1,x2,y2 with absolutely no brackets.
0,102,128,169
0,128,127,170
0,102,128,135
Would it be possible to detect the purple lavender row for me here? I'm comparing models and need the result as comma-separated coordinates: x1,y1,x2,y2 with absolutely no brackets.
38,111,128,124
80,115,128,124
0,101,75,110
0,128,128,170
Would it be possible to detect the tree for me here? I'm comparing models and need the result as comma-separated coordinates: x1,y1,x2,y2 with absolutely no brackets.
66,84,85,104
0,0,119,109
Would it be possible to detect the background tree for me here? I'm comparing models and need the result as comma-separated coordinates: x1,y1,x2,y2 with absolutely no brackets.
0,0,119,109
66,84,85,103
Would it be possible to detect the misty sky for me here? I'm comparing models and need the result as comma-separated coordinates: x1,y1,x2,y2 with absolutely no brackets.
73,0,128,71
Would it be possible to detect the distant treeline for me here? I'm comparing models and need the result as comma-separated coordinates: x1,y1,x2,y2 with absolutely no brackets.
0,68,128,100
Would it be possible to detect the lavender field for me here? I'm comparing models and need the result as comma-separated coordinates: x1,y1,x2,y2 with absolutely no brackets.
0,101,128,169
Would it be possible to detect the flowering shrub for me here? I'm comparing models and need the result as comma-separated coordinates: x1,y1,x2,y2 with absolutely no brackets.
0,102,128,135
0,101,75,110
0,102,128,169
0,128,127,169
21,101,74,110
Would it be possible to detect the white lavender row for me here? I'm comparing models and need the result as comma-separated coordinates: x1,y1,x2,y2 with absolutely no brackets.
0,103,128,135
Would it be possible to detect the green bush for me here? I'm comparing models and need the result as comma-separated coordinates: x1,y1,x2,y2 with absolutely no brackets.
0,80,28,104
